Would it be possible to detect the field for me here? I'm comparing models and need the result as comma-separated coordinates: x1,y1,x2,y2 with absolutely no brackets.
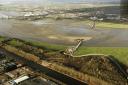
2,37,127,66
30,41,128,66
73,20,128,29
0,36,128,85
75,47,128,65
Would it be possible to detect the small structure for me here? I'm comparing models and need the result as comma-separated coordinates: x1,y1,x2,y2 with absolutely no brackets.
0,13,9,19
90,16,97,29
24,12,34,17
63,39,84,56
90,11,104,29
4,63,17,72
9,76,29,85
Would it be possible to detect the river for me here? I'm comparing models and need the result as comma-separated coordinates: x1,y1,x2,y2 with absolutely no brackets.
0,19,128,47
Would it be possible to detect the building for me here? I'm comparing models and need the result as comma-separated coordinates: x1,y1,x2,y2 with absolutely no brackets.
8,76,29,85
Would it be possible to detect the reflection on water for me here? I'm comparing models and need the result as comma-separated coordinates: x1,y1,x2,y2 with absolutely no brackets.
0,19,128,47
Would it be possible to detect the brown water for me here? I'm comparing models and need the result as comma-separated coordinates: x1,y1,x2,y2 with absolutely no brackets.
0,19,128,47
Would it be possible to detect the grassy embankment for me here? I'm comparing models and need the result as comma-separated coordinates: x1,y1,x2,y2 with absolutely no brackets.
0,36,127,84
95,21,128,29
73,20,128,29
30,41,128,66
0,38,114,85
3,37,128,66
0,36,5,42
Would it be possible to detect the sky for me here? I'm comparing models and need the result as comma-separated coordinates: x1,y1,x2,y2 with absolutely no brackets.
0,0,120,4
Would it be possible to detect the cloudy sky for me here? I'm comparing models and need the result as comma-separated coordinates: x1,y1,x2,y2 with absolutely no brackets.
0,0,120,4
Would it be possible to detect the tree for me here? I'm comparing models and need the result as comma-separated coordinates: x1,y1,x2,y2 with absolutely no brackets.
121,0,128,18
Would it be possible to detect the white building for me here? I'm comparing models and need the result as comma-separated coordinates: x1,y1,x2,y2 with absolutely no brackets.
8,76,29,85
24,12,34,17
0,13,9,19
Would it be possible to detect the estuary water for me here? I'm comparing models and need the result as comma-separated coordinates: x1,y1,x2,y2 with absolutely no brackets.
0,19,128,47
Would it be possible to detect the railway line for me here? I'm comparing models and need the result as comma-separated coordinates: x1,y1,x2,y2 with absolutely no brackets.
0,46,88,85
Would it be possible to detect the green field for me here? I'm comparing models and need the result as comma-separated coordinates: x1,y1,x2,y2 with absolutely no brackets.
0,36,128,66
0,36,5,42
96,21,128,29
75,20,128,29
75,47,128,65
26,40,128,66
